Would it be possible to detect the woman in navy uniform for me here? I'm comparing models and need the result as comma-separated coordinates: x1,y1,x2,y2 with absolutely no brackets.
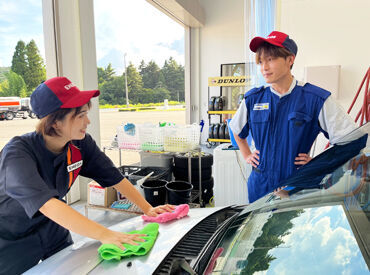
0,77,174,274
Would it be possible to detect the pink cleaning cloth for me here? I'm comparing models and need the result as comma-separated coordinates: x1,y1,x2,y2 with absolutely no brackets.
141,204,189,223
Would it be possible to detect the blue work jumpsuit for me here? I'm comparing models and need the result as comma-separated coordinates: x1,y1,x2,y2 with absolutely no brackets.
239,83,330,202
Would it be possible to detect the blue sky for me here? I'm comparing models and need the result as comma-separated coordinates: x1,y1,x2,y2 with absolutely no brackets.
0,0,44,67
0,0,184,75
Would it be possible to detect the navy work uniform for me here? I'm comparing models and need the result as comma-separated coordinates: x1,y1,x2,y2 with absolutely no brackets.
229,78,360,203
0,132,124,275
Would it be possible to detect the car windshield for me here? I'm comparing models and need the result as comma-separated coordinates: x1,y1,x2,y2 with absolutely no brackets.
206,152,369,274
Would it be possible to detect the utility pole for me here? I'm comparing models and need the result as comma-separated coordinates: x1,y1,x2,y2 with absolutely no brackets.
124,53,129,108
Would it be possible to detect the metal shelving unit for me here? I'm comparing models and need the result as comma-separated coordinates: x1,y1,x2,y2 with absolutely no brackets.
84,147,143,217
207,110,237,115
84,202,143,218
186,148,205,207
84,145,207,217
207,76,247,147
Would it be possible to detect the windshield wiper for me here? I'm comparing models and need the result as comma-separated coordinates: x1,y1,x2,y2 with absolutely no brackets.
192,211,243,274
168,258,197,275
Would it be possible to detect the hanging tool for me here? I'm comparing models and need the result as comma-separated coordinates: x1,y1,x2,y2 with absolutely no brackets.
136,171,154,186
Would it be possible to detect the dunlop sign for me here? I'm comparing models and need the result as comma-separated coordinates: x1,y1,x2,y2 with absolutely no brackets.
208,76,250,87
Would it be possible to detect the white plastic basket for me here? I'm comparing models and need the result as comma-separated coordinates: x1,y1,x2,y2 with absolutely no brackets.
164,124,201,152
116,124,140,150
139,123,164,151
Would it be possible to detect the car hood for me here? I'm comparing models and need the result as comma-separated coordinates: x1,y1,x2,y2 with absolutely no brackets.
25,206,226,275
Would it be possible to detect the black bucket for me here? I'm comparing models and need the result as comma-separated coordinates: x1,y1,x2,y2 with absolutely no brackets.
141,179,167,207
166,181,193,205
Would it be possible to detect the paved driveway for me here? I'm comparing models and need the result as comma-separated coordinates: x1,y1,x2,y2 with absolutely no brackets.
0,109,186,166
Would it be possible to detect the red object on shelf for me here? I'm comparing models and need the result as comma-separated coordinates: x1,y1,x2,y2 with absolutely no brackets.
348,68,370,126
348,67,370,125
325,67,369,149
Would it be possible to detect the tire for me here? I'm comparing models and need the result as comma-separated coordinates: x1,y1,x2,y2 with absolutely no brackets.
174,152,213,170
173,166,212,181
5,112,14,120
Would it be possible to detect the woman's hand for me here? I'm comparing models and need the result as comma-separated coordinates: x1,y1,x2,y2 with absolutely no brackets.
99,229,146,251
145,204,176,217
245,150,260,168
294,153,312,166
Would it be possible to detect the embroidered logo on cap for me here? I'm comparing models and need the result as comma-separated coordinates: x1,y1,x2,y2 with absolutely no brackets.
253,103,269,110
64,83,75,90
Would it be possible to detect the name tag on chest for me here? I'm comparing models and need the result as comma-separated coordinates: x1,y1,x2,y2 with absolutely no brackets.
253,103,269,110
67,160,83,172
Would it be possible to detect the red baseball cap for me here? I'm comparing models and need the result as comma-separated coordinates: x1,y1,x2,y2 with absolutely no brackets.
31,77,100,118
249,31,298,56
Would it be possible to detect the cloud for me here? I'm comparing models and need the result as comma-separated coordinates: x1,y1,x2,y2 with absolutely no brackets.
267,206,368,274
0,0,184,74
94,0,184,73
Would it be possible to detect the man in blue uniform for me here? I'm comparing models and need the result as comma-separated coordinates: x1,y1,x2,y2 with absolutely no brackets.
229,31,362,203
0,77,174,274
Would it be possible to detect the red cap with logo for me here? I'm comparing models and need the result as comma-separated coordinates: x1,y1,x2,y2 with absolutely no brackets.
249,31,298,56
31,77,100,118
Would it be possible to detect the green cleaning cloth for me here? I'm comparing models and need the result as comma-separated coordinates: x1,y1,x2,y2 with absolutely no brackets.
98,223,159,261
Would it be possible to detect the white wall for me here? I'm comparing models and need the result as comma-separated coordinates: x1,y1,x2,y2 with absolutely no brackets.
193,0,245,142
278,0,370,117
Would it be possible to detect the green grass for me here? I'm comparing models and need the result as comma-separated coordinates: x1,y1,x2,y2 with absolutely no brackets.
118,107,185,112
99,101,185,109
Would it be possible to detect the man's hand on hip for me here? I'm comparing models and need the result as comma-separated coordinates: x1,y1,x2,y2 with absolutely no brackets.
294,153,312,166
246,150,260,168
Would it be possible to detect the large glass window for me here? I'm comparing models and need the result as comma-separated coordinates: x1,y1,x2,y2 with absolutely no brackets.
0,0,45,149
93,0,186,165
